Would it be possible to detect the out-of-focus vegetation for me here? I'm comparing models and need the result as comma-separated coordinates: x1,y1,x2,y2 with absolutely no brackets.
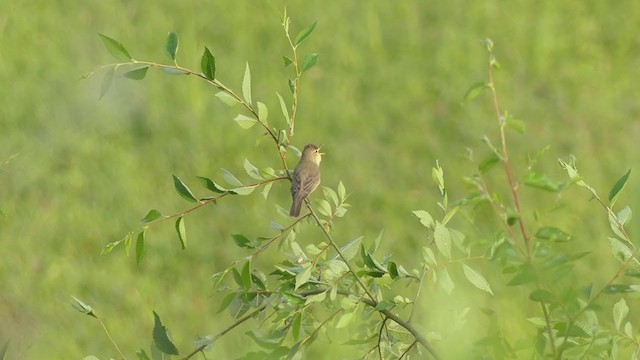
1,1,639,358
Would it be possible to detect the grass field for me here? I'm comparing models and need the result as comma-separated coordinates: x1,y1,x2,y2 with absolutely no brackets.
1,1,639,358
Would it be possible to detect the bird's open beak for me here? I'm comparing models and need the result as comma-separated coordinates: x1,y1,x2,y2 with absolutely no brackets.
318,144,325,155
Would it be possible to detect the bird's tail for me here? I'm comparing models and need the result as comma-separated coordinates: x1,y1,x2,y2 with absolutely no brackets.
289,198,302,217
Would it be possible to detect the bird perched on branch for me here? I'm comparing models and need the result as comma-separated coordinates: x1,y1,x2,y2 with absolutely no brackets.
290,144,323,217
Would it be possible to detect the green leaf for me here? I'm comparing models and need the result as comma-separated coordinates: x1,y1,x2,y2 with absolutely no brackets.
613,298,629,330
152,311,180,355
136,231,145,266
529,289,554,302
433,222,451,258
164,32,179,60
123,66,149,80
604,284,637,294
462,264,493,295
262,182,273,199
523,172,565,192
282,56,293,67
294,21,317,46
387,261,399,279
292,313,302,341
295,266,312,290
305,290,326,305
242,62,252,105
288,78,296,94
257,102,269,123
478,153,500,174
275,92,290,125
201,46,216,80
99,67,115,100
234,114,258,129
609,169,631,205
241,261,252,290
508,264,536,286
462,81,487,103
243,159,262,181
336,311,355,329
535,226,571,242
412,210,434,228
161,67,188,75
141,209,161,223
506,117,526,134
335,236,362,261
172,174,198,203
338,181,346,201
215,91,239,106
98,33,132,61
70,296,95,317
175,217,187,249
197,176,227,193
617,206,632,226
609,237,633,262
301,53,319,72
222,169,243,187
217,292,237,314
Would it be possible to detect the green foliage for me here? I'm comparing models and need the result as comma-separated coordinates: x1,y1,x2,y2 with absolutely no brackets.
3,2,640,359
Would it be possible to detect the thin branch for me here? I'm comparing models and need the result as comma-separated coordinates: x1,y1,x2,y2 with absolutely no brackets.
486,49,530,256
180,304,267,360
95,314,127,360
399,340,418,360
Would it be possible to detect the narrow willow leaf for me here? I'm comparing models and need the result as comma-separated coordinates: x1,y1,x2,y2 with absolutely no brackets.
160,67,188,75
123,66,149,80
141,209,162,223
335,236,362,261
234,114,258,129
175,217,187,249
478,153,500,174
164,32,179,61
99,67,115,99
617,206,632,226
172,174,198,203
229,185,257,196
197,176,227,193
337,181,346,201
136,230,145,266
433,222,451,258
222,169,243,187
462,264,493,295
242,62,252,105
529,289,554,302
523,172,565,192
276,92,290,125
301,53,319,72
412,210,434,228
261,182,273,199
535,226,572,242
98,33,132,61
294,21,317,46
506,117,526,134
609,169,631,205
462,81,487,103
603,284,636,294
217,292,237,314
243,159,262,180
215,91,239,106
152,311,180,355
613,298,629,330
257,102,269,123
305,291,326,305
609,237,632,262
201,46,216,80
336,311,355,328
70,296,95,316
241,260,252,290
295,266,312,290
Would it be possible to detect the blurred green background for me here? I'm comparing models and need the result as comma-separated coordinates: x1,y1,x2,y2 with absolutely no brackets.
1,0,639,358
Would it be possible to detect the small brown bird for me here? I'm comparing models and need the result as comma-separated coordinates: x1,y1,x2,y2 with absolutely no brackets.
290,144,323,217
